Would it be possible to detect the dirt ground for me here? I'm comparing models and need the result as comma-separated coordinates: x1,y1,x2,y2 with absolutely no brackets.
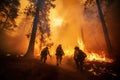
0,55,119,80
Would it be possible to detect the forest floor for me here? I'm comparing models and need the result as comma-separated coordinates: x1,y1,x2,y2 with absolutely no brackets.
0,54,120,80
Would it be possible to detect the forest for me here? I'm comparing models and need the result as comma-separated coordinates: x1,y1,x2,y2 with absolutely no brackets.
0,0,120,80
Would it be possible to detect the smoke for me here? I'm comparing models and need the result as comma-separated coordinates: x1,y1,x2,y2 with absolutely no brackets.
49,0,108,53
105,0,120,53
0,0,31,55
0,30,28,55
0,0,119,57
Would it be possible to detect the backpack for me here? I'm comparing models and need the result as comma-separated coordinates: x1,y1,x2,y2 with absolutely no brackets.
41,49,47,56
77,50,86,61
56,47,64,56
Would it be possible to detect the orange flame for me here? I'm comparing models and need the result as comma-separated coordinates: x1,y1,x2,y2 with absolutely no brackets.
77,39,113,62
32,0,113,63
34,38,113,63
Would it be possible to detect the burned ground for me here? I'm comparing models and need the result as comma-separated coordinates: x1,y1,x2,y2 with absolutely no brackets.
0,54,120,80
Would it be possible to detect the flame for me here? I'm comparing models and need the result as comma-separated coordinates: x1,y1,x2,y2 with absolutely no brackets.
51,17,63,27
64,49,74,56
77,38,85,51
86,52,113,62
21,0,113,63
87,52,106,61
34,37,113,62
35,0,113,63
77,39,113,62
49,9,63,27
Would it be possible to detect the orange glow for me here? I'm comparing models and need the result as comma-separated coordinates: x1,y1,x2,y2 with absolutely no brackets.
49,7,63,27
86,52,112,62
50,15,63,27
16,0,113,63
77,39,113,62
77,38,85,51
16,0,29,25
37,0,113,63
53,18,63,27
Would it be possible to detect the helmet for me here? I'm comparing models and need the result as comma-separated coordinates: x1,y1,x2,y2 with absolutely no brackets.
45,47,48,49
58,44,62,47
75,46,79,50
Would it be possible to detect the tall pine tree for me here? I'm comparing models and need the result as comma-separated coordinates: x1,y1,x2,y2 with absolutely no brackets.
24,0,55,57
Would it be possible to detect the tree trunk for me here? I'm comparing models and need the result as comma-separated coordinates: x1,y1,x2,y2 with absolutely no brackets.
24,0,43,57
96,0,112,54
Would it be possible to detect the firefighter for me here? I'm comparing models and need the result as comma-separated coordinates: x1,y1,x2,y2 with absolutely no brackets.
74,46,87,71
40,47,51,63
55,44,65,66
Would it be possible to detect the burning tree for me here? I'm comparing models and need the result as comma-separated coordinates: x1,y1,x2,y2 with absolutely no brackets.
24,0,55,57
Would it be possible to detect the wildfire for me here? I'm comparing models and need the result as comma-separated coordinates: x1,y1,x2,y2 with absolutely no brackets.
88,52,106,61
77,39,113,63
86,52,113,62
49,8,63,27
77,38,85,51
34,37,113,62
64,49,74,56
33,0,113,63
51,17,63,27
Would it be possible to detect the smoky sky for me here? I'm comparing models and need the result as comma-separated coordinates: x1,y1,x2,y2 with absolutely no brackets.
48,0,120,53
0,0,120,55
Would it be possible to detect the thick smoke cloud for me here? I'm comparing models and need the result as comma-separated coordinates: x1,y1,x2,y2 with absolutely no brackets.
0,0,119,56
50,0,108,53
49,0,120,55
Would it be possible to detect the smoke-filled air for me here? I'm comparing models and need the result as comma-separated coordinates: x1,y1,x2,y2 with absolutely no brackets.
1,0,120,80
0,0,120,62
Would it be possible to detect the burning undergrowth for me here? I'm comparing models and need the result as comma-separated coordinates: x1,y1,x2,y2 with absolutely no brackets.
0,0,115,64
0,0,120,80
58,56,119,80
18,0,114,62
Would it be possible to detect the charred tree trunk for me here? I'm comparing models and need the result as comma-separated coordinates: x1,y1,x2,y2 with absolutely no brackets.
24,0,42,57
96,0,112,54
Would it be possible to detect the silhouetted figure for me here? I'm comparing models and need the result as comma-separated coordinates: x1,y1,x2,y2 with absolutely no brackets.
40,47,51,63
55,44,64,66
74,46,87,71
